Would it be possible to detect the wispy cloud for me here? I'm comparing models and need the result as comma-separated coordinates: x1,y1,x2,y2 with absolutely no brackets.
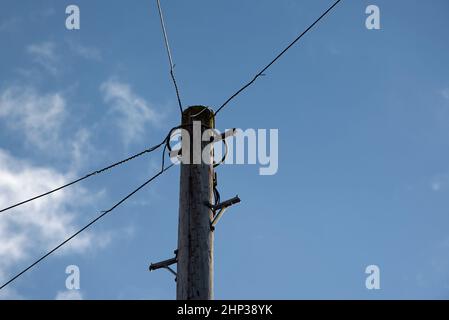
0,85,98,172
100,79,162,145
68,41,102,61
0,150,108,287
55,290,83,300
27,42,59,75
430,173,449,192
70,128,94,171
27,42,57,62
0,287,23,300
0,84,111,294
0,86,65,151
431,181,441,192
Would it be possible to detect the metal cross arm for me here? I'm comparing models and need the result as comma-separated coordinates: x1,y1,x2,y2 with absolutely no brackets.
208,195,241,230
149,256,177,271
149,250,178,280
208,195,241,212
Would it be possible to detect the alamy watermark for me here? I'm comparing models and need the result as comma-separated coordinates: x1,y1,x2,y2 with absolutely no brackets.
168,122,279,176
365,265,381,290
65,265,80,290
65,5,80,30
365,5,381,30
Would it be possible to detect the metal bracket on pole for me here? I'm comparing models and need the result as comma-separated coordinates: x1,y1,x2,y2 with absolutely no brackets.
207,195,241,230
208,195,241,212
149,250,178,281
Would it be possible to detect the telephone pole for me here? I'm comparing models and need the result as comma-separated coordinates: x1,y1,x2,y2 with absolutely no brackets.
149,105,240,299
177,106,215,300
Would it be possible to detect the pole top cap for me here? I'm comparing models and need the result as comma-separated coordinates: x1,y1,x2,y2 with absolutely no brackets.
183,106,215,128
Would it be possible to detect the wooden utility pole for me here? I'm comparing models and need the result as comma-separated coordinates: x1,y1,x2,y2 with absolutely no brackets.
149,106,240,298
177,106,215,300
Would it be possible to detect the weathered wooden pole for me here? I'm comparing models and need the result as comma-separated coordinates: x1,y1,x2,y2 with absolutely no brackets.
176,106,215,300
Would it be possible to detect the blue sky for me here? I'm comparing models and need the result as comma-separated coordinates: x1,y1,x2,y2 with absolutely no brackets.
0,0,449,300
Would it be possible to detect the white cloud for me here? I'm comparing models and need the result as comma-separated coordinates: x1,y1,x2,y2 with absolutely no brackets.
55,290,83,300
430,174,449,192
0,84,111,296
27,42,59,75
70,128,94,171
0,86,99,171
68,41,102,61
27,41,57,62
100,79,162,145
431,181,441,192
0,149,108,287
0,287,23,300
0,86,65,151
